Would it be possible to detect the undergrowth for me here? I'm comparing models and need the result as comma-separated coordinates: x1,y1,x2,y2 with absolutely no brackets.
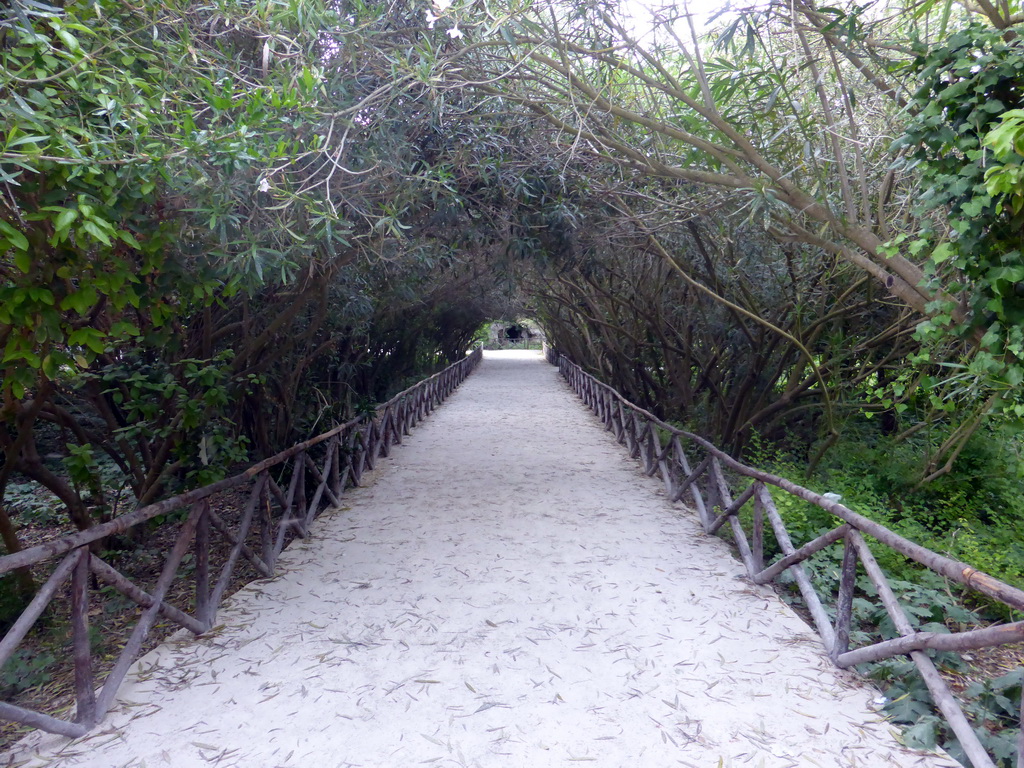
744,426,1024,766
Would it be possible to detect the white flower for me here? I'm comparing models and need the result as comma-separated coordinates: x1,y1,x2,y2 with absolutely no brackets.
257,178,271,193
447,24,463,39
425,9,439,28
433,0,452,11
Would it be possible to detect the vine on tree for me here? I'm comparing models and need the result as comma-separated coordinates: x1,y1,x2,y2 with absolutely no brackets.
894,25,1024,415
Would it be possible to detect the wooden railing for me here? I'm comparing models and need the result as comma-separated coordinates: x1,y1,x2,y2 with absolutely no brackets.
0,348,482,738
483,337,544,350
551,350,1023,768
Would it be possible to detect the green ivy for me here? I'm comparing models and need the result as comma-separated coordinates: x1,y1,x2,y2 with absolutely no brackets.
0,648,54,697
893,25,1024,412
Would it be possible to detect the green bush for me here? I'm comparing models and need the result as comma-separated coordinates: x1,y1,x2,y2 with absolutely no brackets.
751,423,1024,599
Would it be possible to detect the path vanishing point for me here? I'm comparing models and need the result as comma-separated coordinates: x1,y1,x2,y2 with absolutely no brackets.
8,351,960,768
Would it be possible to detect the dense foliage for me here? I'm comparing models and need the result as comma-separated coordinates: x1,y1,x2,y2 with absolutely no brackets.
4,0,1020,551
0,0,538,570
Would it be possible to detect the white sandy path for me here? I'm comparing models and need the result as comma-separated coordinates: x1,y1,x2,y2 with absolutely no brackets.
7,350,959,768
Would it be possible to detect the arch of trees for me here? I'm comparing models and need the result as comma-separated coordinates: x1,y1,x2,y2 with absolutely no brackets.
5,0,1024,761
2,0,1023,577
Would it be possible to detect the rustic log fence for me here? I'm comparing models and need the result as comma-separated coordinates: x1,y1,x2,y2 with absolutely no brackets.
0,348,482,738
549,348,1023,768
483,338,544,351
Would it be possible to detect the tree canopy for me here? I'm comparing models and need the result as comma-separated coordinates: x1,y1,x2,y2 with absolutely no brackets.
2,0,1023,553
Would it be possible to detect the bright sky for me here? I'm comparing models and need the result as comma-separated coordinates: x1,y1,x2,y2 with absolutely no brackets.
617,0,745,40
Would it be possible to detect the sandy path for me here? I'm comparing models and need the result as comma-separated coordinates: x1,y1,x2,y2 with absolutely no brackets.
8,350,958,768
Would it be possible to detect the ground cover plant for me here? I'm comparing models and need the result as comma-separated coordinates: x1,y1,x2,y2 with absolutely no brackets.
745,431,1024,765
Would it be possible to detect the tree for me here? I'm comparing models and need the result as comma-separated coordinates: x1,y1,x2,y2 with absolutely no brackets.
422,0,1024,476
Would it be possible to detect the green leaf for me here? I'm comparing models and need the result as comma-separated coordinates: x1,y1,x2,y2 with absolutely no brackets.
68,328,107,354
117,230,141,249
960,199,985,217
900,718,939,750
84,335,106,354
2,348,40,367
109,321,140,337
54,208,78,231
41,354,57,380
0,220,29,252
885,693,932,723
81,220,112,246
56,28,80,53
13,250,31,273
930,243,954,264
28,287,53,305
5,135,49,149
61,287,98,314
123,286,141,309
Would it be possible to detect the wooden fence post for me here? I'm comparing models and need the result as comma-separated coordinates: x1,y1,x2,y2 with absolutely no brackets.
259,479,273,571
194,500,211,626
350,429,365,486
708,458,757,576
95,502,206,720
751,486,765,574
831,534,857,663
295,452,307,528
848,531,995,768
70,548,95,726
330,436,342,499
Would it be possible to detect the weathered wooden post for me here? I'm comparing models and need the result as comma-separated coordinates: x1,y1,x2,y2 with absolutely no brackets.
95,501,206,721
831,534,857,664
195,499,211,626
71,548,95,726
330,435,342,499
295,451,307,525
751,487,765,574
259,477,273,569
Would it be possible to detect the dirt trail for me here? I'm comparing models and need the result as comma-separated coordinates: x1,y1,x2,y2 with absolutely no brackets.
7,350,958,768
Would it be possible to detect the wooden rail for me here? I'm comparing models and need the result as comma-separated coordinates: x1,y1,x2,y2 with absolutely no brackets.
550,349,1023,768
483,338,544,351
0,348,482,738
